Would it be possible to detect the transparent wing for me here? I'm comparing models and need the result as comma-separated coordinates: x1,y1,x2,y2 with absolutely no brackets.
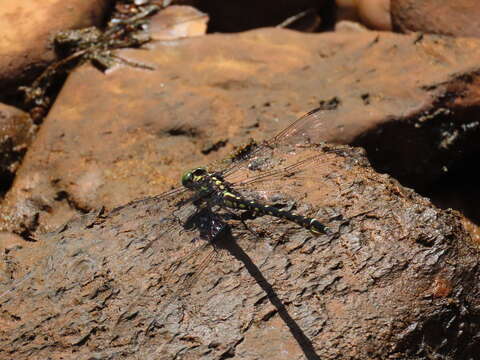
221,107,333,179
269,106,333,146
233,153,335,187
158,244,221,314
220,147,344,226
1,107,335,307
143,185,189,204
224,150,341,199
151,208,234,321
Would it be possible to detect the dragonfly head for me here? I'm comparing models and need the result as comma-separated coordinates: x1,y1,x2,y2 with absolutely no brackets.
181,168,208,189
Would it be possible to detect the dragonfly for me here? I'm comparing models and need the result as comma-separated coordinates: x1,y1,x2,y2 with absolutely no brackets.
0,107,337,302
0,106,343,360
140,106,341,319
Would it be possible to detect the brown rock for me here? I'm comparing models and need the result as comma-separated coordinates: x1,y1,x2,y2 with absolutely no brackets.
0,0,113,94
356,0,391,30
150,5,208,41
391,0,480,37
3,29,480,237
462,217,480,247
0,103,35,194
335,0,391,31
0,142,478,359
334,19,368,33
0,231,37,285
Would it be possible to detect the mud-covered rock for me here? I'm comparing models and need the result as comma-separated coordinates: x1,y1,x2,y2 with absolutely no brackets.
0,142,478,359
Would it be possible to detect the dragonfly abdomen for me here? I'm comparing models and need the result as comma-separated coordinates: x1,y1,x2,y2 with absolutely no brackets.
221,191,328,234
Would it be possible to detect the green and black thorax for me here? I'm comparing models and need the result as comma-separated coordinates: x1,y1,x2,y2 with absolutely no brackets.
181,168,328,234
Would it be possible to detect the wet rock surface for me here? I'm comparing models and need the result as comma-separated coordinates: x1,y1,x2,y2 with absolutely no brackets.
391,0,480,38
0,142,478,359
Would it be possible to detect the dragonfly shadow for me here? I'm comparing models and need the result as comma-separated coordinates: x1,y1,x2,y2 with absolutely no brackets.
183,206,232,245
223,231,321,360
181,206,320,359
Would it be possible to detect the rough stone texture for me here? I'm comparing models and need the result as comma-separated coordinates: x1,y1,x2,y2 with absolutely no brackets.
391,0,480,37
0,0,113,95
0,142,478,359
462,217,480,247
0,232,37,285
0,103,35,194
2,29,480,236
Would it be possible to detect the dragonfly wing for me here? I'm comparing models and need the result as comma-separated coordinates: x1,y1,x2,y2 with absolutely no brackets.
157,245,221,317
220,107,333,181
270,106,333,146
221,145,346,233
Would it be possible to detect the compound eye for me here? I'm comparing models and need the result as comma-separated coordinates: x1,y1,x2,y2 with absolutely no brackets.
192,168,206,176
181,171,193,187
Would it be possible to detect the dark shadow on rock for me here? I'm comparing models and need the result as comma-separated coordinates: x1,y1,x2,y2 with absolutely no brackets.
221,230,321,360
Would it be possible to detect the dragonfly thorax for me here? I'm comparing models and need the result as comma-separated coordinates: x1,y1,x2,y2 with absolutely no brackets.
181,168,210,190
181,167,234,201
